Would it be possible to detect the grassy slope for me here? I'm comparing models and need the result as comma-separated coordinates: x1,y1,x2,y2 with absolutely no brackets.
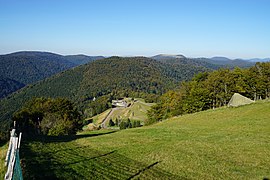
21,101,270,179
87,98,154,127
0,144,7,179
90,109,112,124
109,99,154,122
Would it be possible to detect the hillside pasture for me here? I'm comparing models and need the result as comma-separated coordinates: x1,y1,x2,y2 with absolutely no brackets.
20,101,270,179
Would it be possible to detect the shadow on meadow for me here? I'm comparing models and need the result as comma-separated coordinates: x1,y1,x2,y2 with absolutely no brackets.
20,132,184,179
23,130,117,143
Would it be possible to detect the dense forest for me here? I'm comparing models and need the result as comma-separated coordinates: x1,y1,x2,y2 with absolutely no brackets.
147,62,270,124
0,51,255,99
0,51,104,99
0,56,212,141
64,55,104,65
152,54,255,69
0,77,24,99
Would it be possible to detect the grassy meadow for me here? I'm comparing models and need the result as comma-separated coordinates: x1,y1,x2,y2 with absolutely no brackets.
13,101,270,179
0,143,7,179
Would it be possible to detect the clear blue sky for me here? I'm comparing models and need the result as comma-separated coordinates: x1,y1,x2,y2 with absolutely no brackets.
0,0,270,58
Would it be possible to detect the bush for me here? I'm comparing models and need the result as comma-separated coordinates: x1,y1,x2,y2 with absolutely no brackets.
108,119,115,127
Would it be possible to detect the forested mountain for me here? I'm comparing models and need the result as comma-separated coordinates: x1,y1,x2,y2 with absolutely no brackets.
0,51,104,99
0,51,77,98
152,55,222,70
247,58,270,62
64,55,104,65
0,56,211,138
151,54,255,69
0,51,76,84
0,51,256,99
152,54,186,60
205,57,255,68
0,77,24,99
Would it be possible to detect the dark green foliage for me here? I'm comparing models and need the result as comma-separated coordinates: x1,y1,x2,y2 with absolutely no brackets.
108,119,115,127
118,119,141,129
64,55,104,65
0,51,77,98
119,121,127,130
152,55,255,69
147,62,270,124
127,118,132,128
132,120,141,128
0,52,105,99
0,51,76,85
115,118,119,126
13,97,82,136
0,77,25,99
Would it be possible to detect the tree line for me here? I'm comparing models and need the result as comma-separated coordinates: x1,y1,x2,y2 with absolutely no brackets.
12,97,83,136
147,62,270,124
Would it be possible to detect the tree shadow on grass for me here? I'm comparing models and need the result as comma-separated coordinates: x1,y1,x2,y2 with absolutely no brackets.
24,130,117,144
20,140,186,180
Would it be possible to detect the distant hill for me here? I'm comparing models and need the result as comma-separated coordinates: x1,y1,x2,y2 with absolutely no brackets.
198,57,254,68
246,58,270,62
210,56,232,61
64,55,104,65
0,51,76,85
0,51,105,99
151,54,255,69
0,51,77,98
0,56,212,134
211,56,270,63
151,54,186,60
152,55,222,70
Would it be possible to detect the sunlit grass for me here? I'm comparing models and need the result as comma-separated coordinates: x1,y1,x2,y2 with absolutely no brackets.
0,143,7,179
21,101,270,179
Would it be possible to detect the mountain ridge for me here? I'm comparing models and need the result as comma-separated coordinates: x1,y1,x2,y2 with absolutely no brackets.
0,56,211,134
0,51,104,99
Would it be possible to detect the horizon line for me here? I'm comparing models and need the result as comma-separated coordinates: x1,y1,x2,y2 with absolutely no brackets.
1,50,270,60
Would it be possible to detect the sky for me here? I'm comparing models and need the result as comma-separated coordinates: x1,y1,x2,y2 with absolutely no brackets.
0,0,270,59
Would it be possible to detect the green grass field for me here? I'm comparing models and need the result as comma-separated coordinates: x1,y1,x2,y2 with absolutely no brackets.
0,143,7,179
11,101,270,179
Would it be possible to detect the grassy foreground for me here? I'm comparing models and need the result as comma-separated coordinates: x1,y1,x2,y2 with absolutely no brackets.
21,101,270,179
0,143,7,179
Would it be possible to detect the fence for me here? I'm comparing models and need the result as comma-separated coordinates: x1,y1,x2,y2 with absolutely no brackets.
4,129,23,180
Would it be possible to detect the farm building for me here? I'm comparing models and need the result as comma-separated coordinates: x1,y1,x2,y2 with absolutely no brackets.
112,100,128,108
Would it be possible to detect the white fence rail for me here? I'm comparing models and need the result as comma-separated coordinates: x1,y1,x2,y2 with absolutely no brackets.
4,129,23,180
